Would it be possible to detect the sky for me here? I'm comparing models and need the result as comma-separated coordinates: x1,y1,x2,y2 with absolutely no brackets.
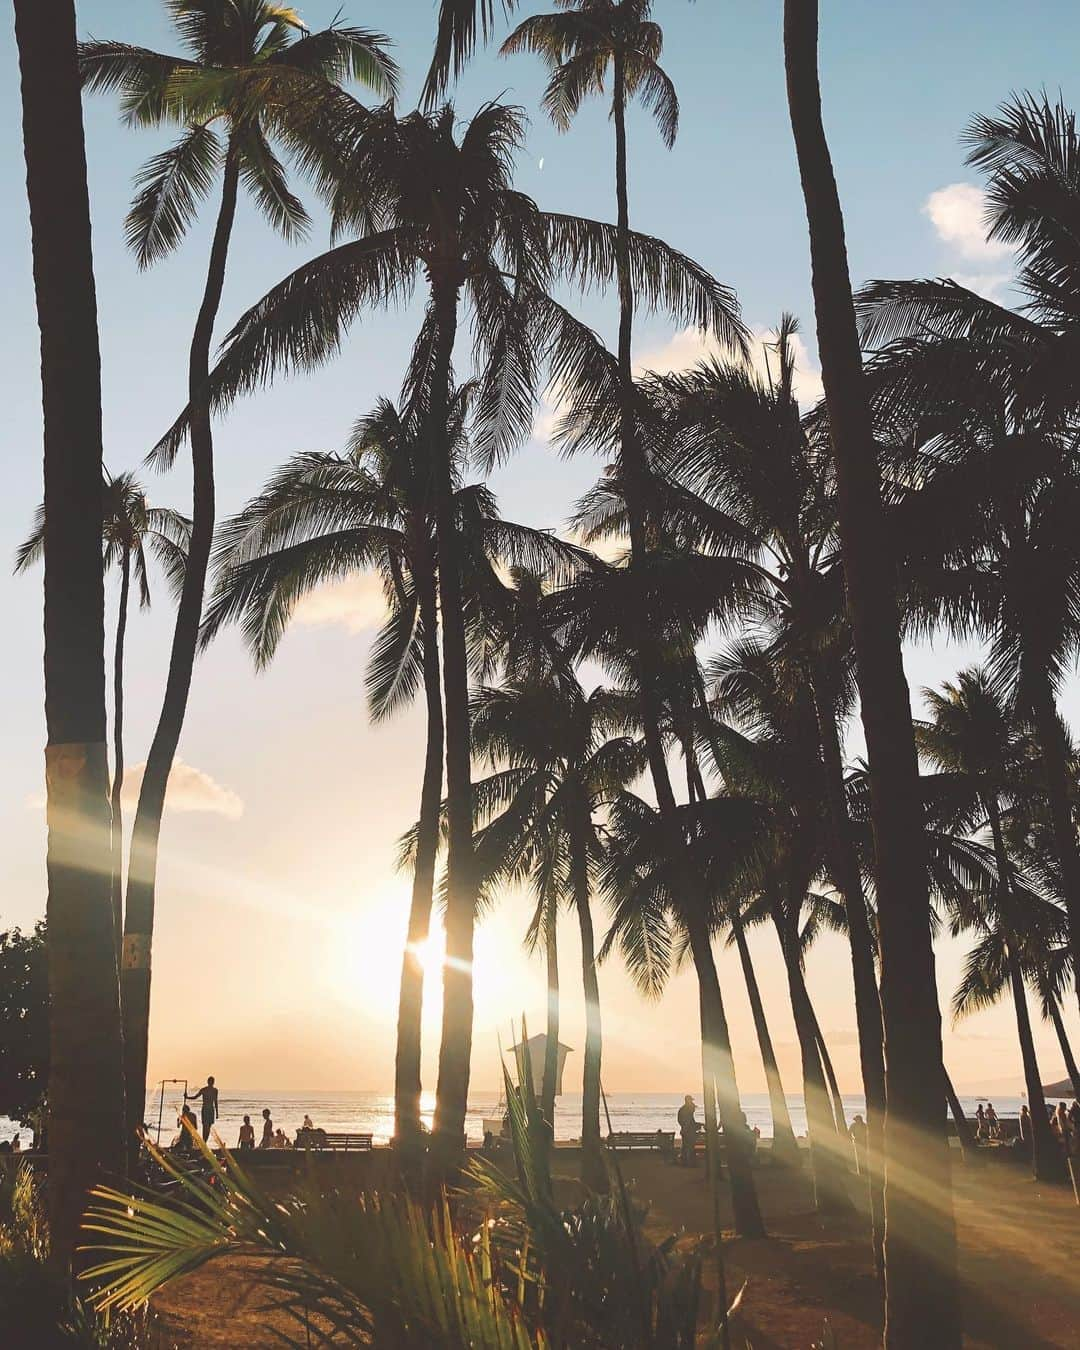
3,0,1080,1100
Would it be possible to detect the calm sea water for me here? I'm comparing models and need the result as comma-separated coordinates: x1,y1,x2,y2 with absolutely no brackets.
2,1089,1030,1151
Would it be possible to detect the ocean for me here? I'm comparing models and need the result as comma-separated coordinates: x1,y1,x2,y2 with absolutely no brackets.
1,1089,1031,1151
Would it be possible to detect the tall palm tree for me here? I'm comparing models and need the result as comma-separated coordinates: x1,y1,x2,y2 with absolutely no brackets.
16,474,190,964
782,3,959,1341
173,94,740,1167
915,670,1064,1182
81,0,398,1150
204,390,583,1168
470,665,645,1190
14,0,125,1268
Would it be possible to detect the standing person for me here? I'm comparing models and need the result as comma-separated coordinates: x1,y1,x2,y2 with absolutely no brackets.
975,1103,986,1140
238,1116,255,1150
677,1095,698,1167
985,1102,999,1140
186,1076,219,1141
260,1107,273,1148
849,1113,869,1175
1018,1105,1032,1152
1052,1102,1070,1148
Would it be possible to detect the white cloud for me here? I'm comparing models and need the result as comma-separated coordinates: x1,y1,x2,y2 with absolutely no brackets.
27,758,244,820
950,271,1011,302
123,759,244,819
922,183,1011,262
635,324,825,409
292,574,388,635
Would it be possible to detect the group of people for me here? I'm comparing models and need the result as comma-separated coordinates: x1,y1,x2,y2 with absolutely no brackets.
171,1076,315,1152
974,1102,1001,1141
676,1095,760,1165
1017,1099,1080,1156
0,1134,22,1154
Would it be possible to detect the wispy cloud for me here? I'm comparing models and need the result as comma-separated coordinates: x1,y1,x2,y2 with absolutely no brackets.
27,757,244,820
292,574,388,635
922,183,1011,262
635,324,825,409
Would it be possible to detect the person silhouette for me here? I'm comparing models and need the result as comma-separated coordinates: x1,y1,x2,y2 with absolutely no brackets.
186,1076,219,1141
260,1107,273,1148
238,1115,255,1150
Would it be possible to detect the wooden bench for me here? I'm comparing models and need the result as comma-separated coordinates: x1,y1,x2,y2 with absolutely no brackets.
294,1129,373,1152
606,1130,675,1159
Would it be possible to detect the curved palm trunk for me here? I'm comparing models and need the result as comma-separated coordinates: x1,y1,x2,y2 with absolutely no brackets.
731,915,800,1166
810,662,886,1268
610,53,764,1244
986,802,1063,1183
1047,1000,1080,1097
783,4,958,1341
430,277,480,1175
944,1069,979,1162
110,549,131,965
122,150,241,1154
394,555,443,1170
16,0,126,1266
809,1001,847,1134
572,820,606,1192
541,904,560,1134
1029,678,1080,1021
771,898,849,1212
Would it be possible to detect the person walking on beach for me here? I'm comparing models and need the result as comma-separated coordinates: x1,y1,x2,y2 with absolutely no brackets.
975,1102,986,1140
849,1113,868,1174
238,1116,255,1150
260,1107,273,1148
677,1095,698,1166
1019,1104,1032,1151
186,1076,219,1141
985,1102,999,1140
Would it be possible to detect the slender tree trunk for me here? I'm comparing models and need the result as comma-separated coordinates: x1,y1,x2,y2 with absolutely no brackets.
110,550,131,966
610,54,764,1240
771,898,850,1212
810,661,886,1267
1047,1000,1080,1097
394,552,443,1169
542,903,560,1133
810,1003,847,1134
943,1069,978,1161
430,276,479,1174
783,4,958,1341
122,151,241,1154
16,0,126,1268
986,801,1063,1183
1029,677,1080,1021
573,818,606,1192
731,914,800,1166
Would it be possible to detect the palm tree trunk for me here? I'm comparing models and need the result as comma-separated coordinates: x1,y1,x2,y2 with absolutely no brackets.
809,661,886,1268
121,148,241,1154
731,914,800,1166
430,276,479,1174
394,552,443,1169
15,0,126,1267
810,1002,847,1134
110,549,131,966
610,53,764,1241
572,818,606,1192
986,801,1063,1183
1047,1000,1080,1097
783,4,958,1341
943,1069,978,1161
1028,677,1080,1021
542,903,560,1133
770,897,850,1212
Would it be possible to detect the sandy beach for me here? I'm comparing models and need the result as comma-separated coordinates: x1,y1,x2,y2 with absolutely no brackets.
146,1152,1080,1348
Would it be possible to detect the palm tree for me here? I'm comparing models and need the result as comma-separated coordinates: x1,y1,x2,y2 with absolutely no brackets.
16,474,189,965
204,391,584,1169
915,670,1065,1182
173,93,740,1167
14,0,125,1268
782,2,959,1340
81,0,398,1151
470,660,645,1190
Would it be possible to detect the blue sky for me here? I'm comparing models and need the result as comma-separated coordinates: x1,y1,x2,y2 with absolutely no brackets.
3,1,1079,1096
